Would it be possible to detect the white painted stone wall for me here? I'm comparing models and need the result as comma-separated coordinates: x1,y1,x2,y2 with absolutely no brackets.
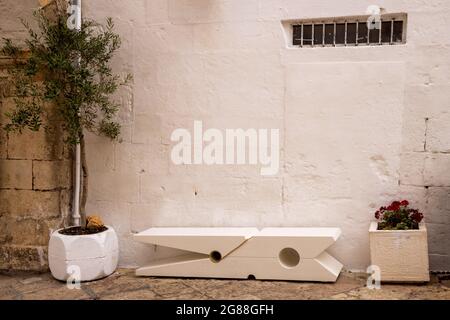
2,0,449,271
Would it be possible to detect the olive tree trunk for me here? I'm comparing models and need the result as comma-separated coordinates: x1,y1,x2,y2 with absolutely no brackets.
80,134,88,227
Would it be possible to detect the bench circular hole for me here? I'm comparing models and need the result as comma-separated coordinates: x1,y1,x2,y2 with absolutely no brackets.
247,274,256,280
278,247,300,268
209,250,222,263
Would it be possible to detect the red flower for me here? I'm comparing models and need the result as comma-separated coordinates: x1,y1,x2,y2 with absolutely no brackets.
375,210,381,219
410,211,423,223
400,200,409,206
387,201,401,211
374,200,424,230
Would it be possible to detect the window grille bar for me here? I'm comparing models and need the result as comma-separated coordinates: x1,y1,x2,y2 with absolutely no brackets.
355,20,359,46
344,21,347,46
367,22,370,45
333,22,336,46
390,19,394,44
322,22,325,46
378,20,382,44
312,23,315,47
301,23,304,47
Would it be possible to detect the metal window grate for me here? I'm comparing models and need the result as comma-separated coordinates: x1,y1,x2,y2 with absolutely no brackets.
292,13,406,47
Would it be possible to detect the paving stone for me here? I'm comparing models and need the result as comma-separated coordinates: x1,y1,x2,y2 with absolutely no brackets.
82,272,149,297
0,274,19,288
248,281,317,300
19,276,45,285
329,286,413,300
0,286,21,300
141,277,200,297
408,284,450,300
159,290,211,300
100,289,159,300
186,279,268,300
21,286,92,300
13,275,62,294
329,283,450,300
0,269,449,300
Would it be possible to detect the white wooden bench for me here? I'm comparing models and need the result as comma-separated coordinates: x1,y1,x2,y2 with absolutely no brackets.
134,227,343,282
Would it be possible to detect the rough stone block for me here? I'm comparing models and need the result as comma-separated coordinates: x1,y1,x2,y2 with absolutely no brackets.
33,160,71,190
0,216,60,246
202,52,284,119
145,0,169,25
167,0,258,24
399,152,426,186
426,222,450,256
156,53,205,88
398,185,427,213
0,97,16,125
132,113,162,144
85,142,115,172
285,62,404,178
7,127,64,160
0,159,32,189
406,46,450,86
193,21,281,52
0,189,61,219
143,174,281,206
426,187,450,224
89,171,140,203
0,79,14,97
403,84,450,119
134,24,193,56
429,254,450,272
408,11,450,46
258,0,365,21
114,142,169,175
400,113,426,152
0,128,6,158
424,153,450,186
427,113,450,152
83,0,146,27
0,0,36,43
0,245,48,271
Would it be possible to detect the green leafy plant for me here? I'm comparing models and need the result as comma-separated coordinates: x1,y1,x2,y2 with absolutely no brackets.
374,200,424,230
2,7,131,225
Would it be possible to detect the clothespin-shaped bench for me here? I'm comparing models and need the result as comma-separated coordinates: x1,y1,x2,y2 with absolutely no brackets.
134,227,343,282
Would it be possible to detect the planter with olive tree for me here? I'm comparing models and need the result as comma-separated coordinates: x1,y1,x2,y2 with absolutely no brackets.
370,200,429,282
2,8,131,281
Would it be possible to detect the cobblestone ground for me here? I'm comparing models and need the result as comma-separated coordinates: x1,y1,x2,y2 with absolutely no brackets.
0,269,449,300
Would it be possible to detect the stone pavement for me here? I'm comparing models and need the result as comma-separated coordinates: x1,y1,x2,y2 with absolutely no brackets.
0,269,449,300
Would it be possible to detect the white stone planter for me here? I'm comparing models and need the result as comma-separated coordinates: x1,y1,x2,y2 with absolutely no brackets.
48,226,119,282
369,222,429,282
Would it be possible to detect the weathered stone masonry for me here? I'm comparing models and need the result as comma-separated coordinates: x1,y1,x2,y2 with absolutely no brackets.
0,0,449,272
0,55,72,271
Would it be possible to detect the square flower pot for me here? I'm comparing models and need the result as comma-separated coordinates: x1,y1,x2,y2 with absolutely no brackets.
369,221,429,282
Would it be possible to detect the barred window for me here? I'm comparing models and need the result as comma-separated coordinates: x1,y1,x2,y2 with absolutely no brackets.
292,13,406,47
